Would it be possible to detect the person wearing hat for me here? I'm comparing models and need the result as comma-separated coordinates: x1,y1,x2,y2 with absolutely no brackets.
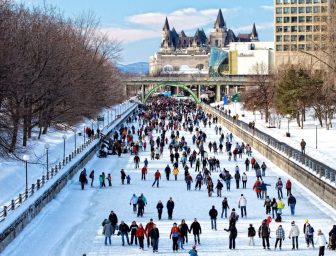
289,221,300,250
275,225,285,250
315,229,327,256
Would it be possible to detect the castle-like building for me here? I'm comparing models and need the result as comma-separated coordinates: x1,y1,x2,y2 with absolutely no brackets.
150,9,259,76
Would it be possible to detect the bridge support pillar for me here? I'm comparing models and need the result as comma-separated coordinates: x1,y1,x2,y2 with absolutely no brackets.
235,85,238,93
226,85,230,96
141,84,145,102
197,85,201,100
216,84,221,102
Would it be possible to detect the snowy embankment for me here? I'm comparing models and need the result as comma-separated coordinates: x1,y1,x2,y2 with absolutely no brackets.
0,100,136,211
2,110,336,256
211,101,336,175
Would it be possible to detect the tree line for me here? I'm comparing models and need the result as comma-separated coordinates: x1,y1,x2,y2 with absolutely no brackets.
0,1,126,157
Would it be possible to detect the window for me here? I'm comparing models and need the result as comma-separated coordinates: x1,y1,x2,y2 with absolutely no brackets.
291,35,298,41
276,0,282,4
306,0,312,3
321,0,327,3
299,35,305,41
284,45,290,51
276,17,283,23
276,45,283,51
321,6,327,13
313,6,320,13
291,17,298,22
306,35,312,41
299,16,305,22
306,26,312,32
284,0,290,3
284,17,290,23
291,26,298,32
313,0,320,3
306,44,312,51
299,0,305,3
284,7,290,14
306,7,312,13
291,7,297,14
299,26,305,32
313,25,320,32
321,25,327,32
276,7,282,14
291,44,298,51
299,7,305,13
276,35,283,42
306,16,313,22
298,44,305,50
284,26,290,32
276,26,283,32
291,0,297,3
321,16,327,23
284,35,290,41
314,16,320,22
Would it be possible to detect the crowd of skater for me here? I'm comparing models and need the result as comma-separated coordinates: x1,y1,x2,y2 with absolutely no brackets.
80,96,335,255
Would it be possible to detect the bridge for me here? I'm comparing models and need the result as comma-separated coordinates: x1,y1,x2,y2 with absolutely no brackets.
124,75,267,103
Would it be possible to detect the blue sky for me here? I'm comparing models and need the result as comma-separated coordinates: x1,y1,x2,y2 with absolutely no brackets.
19,0,274,64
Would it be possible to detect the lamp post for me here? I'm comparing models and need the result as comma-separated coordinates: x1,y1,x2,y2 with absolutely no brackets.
234,99,237,115
44,143,50,174
286,114,291,137
23,154,30,192
62,134,67,160
83,124,86,143
242,102,245,116
315,120,318,149
253,105,257,122
74,128,77,151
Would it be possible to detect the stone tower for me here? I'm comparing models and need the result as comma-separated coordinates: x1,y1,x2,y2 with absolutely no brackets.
209,9,227,48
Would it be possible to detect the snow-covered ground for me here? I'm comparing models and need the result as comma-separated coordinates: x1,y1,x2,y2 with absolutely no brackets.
0,101,134,207
2,107,336,256
211,102,336,172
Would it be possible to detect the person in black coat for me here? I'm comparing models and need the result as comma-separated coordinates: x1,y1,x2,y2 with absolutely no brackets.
120,169,126,184
329,225,336,250
180,219,189,244
129,221,138,245
79,171,87,190
209,205,218,230
189,218,202,245
149,224,160,253
137,197,145,217
119,221,130,246
108,211,118,235
166,197,175,220
225,224,238,249
156,200,164,220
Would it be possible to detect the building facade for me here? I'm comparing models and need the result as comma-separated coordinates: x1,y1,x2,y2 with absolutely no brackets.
274,0,330,67
149,9,259,76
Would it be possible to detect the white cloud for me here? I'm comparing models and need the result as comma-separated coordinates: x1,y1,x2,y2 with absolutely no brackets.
261,5,274,11
126,7,240,31
102,7,241,44
101,27,158,43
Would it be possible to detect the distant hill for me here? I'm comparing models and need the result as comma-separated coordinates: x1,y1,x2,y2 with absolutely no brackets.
117,62,149,75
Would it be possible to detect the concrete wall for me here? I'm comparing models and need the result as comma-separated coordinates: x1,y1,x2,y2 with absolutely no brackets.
202,104,336,209
0,106,137,253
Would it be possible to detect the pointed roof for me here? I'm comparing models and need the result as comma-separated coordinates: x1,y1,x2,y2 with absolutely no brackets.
163,17,170,31
180,30,187,37
251,23,258,38
214,9,226,29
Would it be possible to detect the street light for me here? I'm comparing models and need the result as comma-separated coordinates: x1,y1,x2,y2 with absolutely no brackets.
44,143,50,173
62,134,67,160
315,120,318,149
286,114,291,137
83,124,86,143
74,128,77,151
253,105,257,122
23,154,30,192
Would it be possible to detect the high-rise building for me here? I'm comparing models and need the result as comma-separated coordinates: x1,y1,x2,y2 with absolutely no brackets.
274,0,330,67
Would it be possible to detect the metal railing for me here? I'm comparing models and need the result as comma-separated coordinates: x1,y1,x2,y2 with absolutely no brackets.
202,104,336,186
0,103,137,222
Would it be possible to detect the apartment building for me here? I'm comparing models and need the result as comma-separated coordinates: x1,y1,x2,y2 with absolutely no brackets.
274,0,330,67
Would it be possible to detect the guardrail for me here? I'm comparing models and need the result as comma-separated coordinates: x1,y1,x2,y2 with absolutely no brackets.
202,104,336,186
0,103,137,222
